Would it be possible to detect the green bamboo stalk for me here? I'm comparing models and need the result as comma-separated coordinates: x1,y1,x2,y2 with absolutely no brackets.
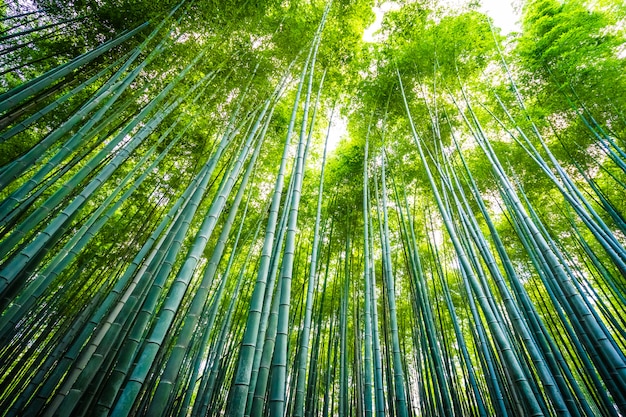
0,15,83,42
467,88,626,410
146,96,274,416
246,163,296,417
9,155,211,415
426,226,488,417
305,215,334,417
228,41,315,417
378,144,409,417
490,93,626,275
362,121,374,417
498,181,624,414
0,51,131,144
0,71,219,326
0,65,209,297
392,176,454,417
268,67,322,417
110,104,262,416
35,99,246,417
442,160,573,415
368,189,386,417
193,213,264,416
249,271,283,417
397,68,545,416
0,21,149,114
0,110,191,338
0,8,190,201
293,95,330,417
446,126,595,416
0,44,208,268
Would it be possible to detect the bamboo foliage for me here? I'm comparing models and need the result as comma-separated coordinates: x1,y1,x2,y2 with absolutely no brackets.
1,1,625,416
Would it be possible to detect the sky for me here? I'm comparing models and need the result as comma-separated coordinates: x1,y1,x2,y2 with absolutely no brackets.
362,2,403,43
479,0,520,34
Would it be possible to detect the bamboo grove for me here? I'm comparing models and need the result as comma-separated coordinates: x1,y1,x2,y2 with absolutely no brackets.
0,0,625,415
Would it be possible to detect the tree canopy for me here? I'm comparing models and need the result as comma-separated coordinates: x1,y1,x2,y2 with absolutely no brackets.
1,0,625,416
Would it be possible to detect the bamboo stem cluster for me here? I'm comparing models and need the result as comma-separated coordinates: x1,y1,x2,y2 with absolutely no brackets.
0,1,625,417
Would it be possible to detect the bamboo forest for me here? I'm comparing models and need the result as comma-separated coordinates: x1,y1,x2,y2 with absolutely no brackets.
1,0,626,415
